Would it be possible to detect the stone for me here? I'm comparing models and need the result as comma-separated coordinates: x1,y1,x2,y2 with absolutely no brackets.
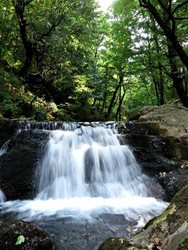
0,130,48,200
117,105,188,200
0,219,53,250
98,237,147,250
135,104,188,138
0,119,18,147
132,184,188,249
159,168,188,201
98,185,188,250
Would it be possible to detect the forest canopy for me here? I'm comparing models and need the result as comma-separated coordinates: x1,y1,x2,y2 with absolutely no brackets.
0,0,187,121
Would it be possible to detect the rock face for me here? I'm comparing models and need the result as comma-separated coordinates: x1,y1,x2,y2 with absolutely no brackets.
0,119,18,148
130,104,188,138
118,104,188,201
0,219,53,250
98,185,188,250
132,185,188,249
0,129,48,200
99,105,188,250
98,237,146,250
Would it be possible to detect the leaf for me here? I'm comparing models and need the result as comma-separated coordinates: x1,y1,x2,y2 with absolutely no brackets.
15,235,25,246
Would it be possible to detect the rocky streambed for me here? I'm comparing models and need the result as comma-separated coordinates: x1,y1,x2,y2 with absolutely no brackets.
100,104,188,250
0,104,187,250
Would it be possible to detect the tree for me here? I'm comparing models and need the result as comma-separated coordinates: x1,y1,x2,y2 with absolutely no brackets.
0,0,104,120
139,0,188,106
139,0,188,69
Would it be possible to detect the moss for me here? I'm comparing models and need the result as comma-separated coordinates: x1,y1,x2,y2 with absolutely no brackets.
98,237,148,250
144,203,176,229
144,185,188,233
177,238,188,250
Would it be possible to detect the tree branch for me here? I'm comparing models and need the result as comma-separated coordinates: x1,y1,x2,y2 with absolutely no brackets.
24,0,33,6
175,17,188,20
172,0,188,14
157,0,169,13
139,0,188,70
38,15,65,41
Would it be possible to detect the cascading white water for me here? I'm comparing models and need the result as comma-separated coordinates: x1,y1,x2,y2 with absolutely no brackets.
0,123,168,250
36,126,149,200
0,123,167,223
0,189,6,202
0,139,10,156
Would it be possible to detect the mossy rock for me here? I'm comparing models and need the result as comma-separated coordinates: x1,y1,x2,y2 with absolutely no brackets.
132,185,188,249
177,238,188,250
98,185,188,250
98,237,148,250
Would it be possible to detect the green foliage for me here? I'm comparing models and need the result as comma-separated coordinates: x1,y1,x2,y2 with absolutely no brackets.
0,0,187,121
15,235,25,246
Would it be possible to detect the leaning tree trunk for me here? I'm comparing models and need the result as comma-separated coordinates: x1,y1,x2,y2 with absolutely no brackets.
139,0,188,71
168,40,188,107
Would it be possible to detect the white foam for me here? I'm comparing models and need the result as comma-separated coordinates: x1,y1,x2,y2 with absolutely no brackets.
0,189,6,202
1,196,168,222
1,125,168,225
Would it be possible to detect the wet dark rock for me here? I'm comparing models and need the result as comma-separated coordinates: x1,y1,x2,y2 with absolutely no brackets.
0,130,48,200
0,119,18,147
159,168,188,200
120,130,184,201
117,110,188,200
0,219,53,250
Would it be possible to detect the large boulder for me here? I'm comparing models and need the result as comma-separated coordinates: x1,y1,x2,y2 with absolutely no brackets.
0,219,53,250
130,104,188,137
117,104,188,200
0,130,48,200
0,119,18,147
98,185,188,250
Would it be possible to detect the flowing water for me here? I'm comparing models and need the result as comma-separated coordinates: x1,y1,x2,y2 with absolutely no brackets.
0,189,6,202
0,139,10,156
0,123,168,249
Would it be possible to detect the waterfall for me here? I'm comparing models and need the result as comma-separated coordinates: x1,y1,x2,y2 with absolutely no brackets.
0,122,168,250
0,139,10,156
0,189,6,202
36,126,149,200
0,123,167,222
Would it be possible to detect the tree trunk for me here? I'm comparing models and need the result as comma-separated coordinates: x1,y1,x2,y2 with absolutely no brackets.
14,1,34,76
139,0,188,70
147,27,164,105
116,85,126,121
107,74,124,119
168,40,188,107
